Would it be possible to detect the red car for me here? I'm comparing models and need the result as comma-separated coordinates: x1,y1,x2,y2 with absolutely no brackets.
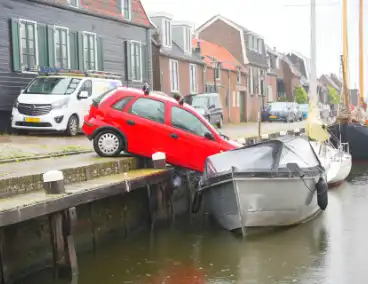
82,85,238,172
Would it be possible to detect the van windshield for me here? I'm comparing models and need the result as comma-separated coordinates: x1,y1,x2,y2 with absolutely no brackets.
192,97,209,108
24,77,82,95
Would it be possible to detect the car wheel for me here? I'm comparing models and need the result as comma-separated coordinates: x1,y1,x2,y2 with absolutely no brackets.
93,130,124,157
217,116,223,128
65,115,79,136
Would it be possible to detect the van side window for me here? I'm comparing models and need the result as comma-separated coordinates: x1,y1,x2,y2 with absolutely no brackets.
79,80,92,96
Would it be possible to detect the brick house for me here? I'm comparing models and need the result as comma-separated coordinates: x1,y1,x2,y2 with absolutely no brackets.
265,45,278,104
192,38,247,123
196,14,268,121
319,73,343,104
281,55,302,101
150,12,205,97
287,51,310,94
0,0,153,132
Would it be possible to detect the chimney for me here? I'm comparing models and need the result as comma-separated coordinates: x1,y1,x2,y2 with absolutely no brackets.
194,38,201,56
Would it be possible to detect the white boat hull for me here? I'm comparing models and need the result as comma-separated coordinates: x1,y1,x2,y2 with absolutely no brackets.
204,176,321,231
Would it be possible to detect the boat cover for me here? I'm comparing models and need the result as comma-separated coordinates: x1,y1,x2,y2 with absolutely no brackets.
203,135,323,182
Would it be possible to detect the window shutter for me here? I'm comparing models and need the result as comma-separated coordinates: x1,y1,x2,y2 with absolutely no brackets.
10,18,21,72
69,31,78,70
46,25,55,67
141,43,148,82
97,36,104,71
77,32,84,71
37,24,47,69
124,40,132,81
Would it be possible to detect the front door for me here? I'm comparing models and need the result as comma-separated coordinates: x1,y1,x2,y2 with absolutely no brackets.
239,91,246,122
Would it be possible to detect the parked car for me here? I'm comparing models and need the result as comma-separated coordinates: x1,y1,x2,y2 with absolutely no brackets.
268,102,301,122
190,93,224,128
11,69,122,136
299,104,309,119
82,86,238,173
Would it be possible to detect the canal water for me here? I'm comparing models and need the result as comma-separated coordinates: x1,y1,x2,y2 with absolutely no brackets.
19,163,368,284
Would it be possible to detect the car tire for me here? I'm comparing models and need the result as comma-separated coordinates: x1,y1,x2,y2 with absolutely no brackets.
217,116,223,128
93,130,124,157
65,115,79,136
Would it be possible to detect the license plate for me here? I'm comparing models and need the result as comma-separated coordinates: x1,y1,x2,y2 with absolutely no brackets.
24,117,40,123
269,115,276,119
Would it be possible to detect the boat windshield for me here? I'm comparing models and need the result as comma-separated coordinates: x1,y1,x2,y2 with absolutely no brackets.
24,77,82,95
204,137,319,180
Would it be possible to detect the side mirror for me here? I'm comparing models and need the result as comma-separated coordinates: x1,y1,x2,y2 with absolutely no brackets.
204,132,215,141
78,91,89,99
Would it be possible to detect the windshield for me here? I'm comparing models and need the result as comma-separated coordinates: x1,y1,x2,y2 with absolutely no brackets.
24,77,82,95
270,102,288,111
192,97,209,108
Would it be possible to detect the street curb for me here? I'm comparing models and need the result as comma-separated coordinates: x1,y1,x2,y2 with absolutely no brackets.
236,127,306,145
0,149,93,164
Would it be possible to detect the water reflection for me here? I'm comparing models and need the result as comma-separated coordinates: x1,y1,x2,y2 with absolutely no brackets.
16,164,368,284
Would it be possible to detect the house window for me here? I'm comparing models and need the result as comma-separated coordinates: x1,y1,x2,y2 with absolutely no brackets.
249,68,253,94
268,85,273,102
83,32,97,70
19,20,38,71
169,59,179,92
162,19,172,47
236,69,241,84
122,0,132,20
248,35,253,50
189,64,197,93
183,27,192,53
67,0,78,7
267,57,272,72
276,57,280,69
253,37,258,51
130,41,142,81
258,39,263,53
54,26,69,69
215,64,220,80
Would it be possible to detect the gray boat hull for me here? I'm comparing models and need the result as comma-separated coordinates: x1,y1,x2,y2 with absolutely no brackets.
204,176,321,231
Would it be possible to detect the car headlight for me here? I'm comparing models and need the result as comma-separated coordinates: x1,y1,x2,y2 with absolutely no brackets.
52,97,70,109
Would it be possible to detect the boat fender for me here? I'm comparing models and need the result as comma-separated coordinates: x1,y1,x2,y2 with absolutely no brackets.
191,190,204,214
316,177,328,210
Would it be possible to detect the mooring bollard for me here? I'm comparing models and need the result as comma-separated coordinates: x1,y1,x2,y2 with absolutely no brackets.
43,170,78,280
152,152,166,169
43,170,65,194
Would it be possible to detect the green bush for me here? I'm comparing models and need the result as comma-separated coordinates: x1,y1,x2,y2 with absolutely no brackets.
327,85,339,104
295,86,308,104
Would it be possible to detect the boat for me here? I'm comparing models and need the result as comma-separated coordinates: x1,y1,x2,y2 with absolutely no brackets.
191,135,328,235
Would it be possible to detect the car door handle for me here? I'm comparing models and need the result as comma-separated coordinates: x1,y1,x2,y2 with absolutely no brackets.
127,119,135,125
170,133,178,139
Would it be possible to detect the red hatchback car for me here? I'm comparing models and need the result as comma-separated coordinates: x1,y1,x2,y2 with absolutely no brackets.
82,86,238,172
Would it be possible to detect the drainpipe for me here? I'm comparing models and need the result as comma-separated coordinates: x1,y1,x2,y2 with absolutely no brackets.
228,69,233,123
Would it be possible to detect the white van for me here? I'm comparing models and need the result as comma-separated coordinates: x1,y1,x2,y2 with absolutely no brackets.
11,71,122,136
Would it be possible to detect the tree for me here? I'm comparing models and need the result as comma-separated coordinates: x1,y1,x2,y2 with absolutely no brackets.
327,85,339,104
295,86,308,104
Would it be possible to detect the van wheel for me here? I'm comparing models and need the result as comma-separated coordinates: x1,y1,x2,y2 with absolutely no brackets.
93,130,124,157
217,116,223,128
65,115,79,136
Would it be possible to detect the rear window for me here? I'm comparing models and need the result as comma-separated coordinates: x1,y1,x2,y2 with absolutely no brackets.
93,87,118,105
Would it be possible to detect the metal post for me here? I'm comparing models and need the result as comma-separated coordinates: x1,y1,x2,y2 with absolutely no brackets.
310,0,317,103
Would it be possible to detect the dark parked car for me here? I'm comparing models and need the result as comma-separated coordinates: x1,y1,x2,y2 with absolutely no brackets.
191,93,224,128
268,102,302,122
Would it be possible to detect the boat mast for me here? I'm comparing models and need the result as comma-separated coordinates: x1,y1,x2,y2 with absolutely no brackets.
359,0,364,108
310,0,317,102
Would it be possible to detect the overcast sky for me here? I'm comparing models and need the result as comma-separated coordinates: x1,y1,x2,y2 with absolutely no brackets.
142,0,367,96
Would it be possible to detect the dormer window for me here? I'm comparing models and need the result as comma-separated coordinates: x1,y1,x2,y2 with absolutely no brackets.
162,19,172,47
183,27,192,54
67,0,78,7
253,37,257,51
257,39,262,53
121,0,132,21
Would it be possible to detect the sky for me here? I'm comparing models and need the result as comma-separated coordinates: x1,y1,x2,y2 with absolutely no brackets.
141,0,368,96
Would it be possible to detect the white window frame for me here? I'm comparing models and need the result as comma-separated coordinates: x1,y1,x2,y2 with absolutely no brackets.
54,26,70,69
130,40,143,82
67,0,79,8
19,19,39,73
257,69,261,95
162,19,172,48
169,59,179,92
83,31,98,71
268,85,273,102
121,0,132,21
258,39,262,53
253,37,258,51
249,68,254,94
215,64,221,81
189,64,197,94
237,69,241,84
183,27,192,54
276,57,280,69
248,35,253,50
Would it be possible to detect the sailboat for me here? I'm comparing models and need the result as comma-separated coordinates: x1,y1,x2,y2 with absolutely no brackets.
328,0,368,161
